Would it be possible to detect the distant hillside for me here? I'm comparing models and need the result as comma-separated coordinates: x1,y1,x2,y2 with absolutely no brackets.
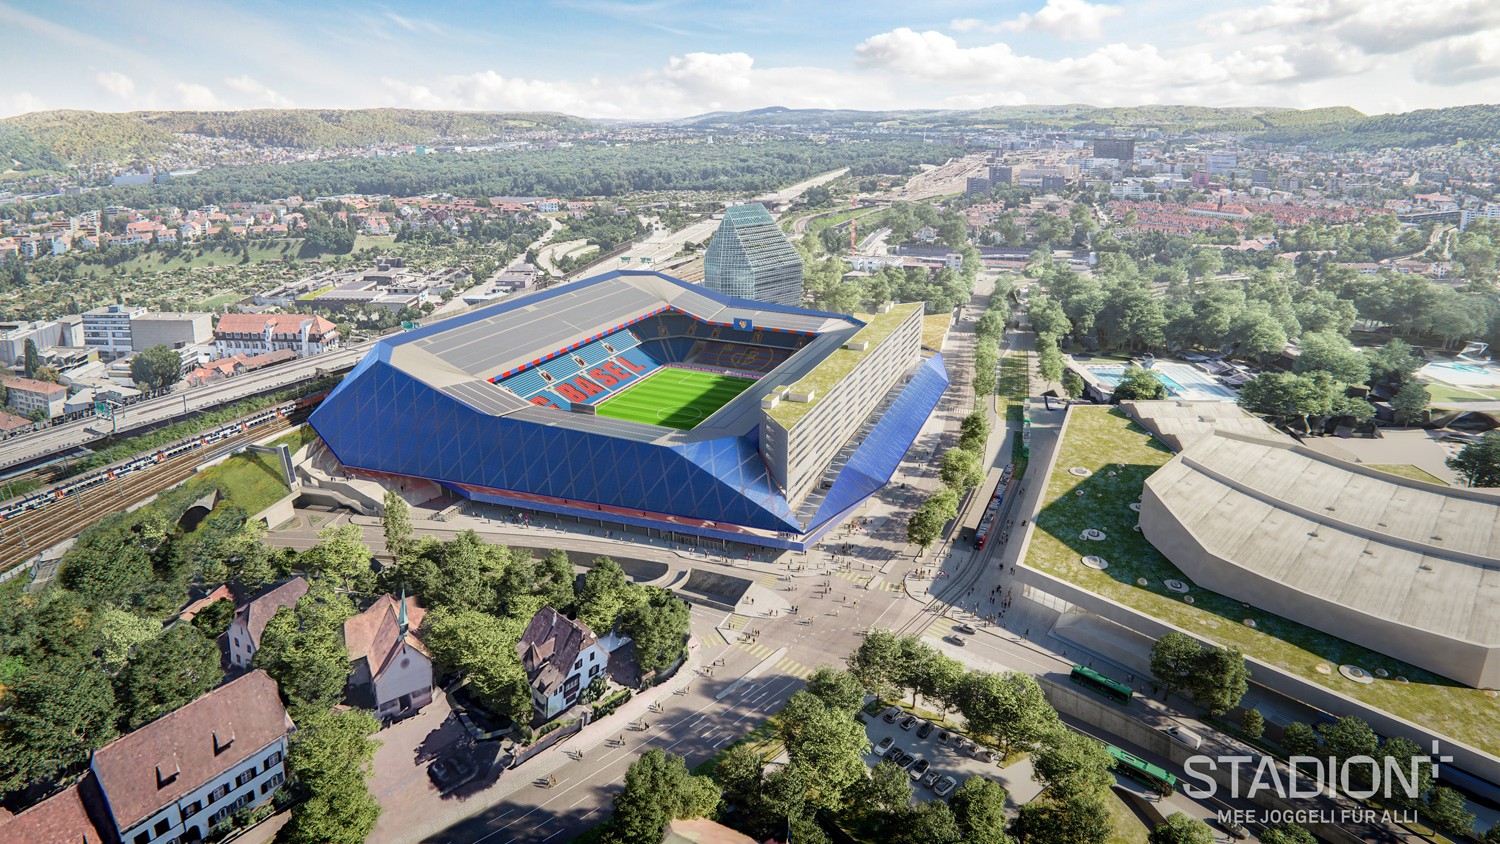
1257,104,1500,148
0,108,598,167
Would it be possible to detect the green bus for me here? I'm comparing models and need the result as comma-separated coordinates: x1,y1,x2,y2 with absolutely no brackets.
1070,665,1133,704
1107,745,1178,796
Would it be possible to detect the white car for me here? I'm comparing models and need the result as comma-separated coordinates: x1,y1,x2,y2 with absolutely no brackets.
934,775,958,797
875,736,896,757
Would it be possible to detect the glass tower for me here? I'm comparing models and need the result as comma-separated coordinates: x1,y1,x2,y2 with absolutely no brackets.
703,203,805,307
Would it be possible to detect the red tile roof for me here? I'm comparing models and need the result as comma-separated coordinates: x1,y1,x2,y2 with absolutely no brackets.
235,577,308,650
345,594,430,682
3,375,68,397
90,671,290,833
214,313,337,337
0,783,106,844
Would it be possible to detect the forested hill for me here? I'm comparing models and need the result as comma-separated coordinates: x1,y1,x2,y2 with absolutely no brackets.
1255,104,1500,148
0,108,598,168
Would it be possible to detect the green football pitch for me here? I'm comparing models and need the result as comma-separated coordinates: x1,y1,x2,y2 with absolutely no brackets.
596,368,756,430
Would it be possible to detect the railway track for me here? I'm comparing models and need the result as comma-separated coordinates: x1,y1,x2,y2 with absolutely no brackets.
0,415,295,575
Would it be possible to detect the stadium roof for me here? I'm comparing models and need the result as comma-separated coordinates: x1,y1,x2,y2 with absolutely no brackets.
378,271,862,441
1145,432,1500,647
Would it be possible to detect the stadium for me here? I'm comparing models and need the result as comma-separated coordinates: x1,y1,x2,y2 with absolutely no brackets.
309,270,948,550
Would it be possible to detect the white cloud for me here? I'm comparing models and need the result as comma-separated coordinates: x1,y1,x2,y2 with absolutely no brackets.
952,0,1123,40
223,75,293,108
174,82,219,109
1415,31,1500,85
942,91,1028,109
0,92,45,119
94,70,135,99
378,52,883,119
1211,0,1500,55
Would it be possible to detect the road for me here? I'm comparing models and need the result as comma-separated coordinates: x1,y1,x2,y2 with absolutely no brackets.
753,167,848,205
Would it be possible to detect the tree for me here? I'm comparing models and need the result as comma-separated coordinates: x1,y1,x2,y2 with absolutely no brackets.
848,627,904,698
1318,715,1378,763
190,598,235,638
419,607,531,722
1366,339,1425,386
23,338,40,379
806,666,866,715
1031,727,1115,797
255,585,354,717
285,710,382,844
1425,785,1475,838
850,760,914,830
950,776,1011,844
381,490,413,564
619,586,689,677
907,487,959,552
940,448,984,491
1192,644,1250,716
0,657,119,792
1392,381,1431,426
117,626,224,729
889,800,962,844
955,671,1059,755
1294,331,1370,385
578,557,630,634
1260,824,1317,844
1149,813,1215,844
303,524,373,587
1241,708,1265,741
1012,790,1111,844
1150,633,1202,700
610,750,719,844
1061,370,1085,399
92,607,161,670
535,548,576,613
1110,365,1167,401
1280,722,1320,757
130,344,184,391
1449,431,1500,487
778,691,869,809
1378,736,1434,809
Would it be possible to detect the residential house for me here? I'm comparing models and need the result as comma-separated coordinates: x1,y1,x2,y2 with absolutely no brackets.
88,671,292,844
344,594,434,720
83,305,147,361
213,314,339,359
226,577,308,669
517,607,609,720
661,818,760,844
0,409,33,435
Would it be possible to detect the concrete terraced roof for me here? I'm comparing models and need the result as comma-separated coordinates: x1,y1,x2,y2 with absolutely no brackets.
1142,431,1500,686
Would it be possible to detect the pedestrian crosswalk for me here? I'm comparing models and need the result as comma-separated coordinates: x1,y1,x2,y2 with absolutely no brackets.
732,640,815,679
720,613,751,631
755,572,780,589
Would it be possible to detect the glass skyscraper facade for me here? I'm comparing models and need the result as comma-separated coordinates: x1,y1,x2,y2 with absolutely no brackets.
703,203,805,307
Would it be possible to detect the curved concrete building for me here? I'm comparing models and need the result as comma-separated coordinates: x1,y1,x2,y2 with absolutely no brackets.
1141,431,1500,688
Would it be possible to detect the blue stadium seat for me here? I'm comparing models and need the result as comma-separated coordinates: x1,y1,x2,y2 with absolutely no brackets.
537,357,582,382
501,368,551,397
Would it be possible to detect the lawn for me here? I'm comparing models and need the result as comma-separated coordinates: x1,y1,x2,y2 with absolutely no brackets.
1425,382,1500,404
1102,790,1152,844
1366,463,1449,485
998,349,1030,477
595,367,754,430
1024,405,1500,756
74,240,302,277
193,428,311,515
769,303,924,428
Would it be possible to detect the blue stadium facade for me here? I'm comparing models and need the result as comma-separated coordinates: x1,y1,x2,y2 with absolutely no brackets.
310,271,947,551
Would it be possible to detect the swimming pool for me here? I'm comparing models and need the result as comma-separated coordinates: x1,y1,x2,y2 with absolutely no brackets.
1086,365,1187,394
1429,361,1491,375
1418,359,1500,388
1081,362,1238,401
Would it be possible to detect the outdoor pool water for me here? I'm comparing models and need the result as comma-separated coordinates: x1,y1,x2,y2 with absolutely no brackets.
1086,365,1187,395
1418,359,1500,389
1430,361,1491,375
1081,362,1239,401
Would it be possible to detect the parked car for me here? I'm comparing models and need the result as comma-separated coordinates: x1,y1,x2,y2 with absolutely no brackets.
956,738,976,756
917,720,935,739
975,747,995,763
955,623,977,635
893,751,915,770
875,736,895,757
937,730,951,743
921,769,941,788
427,753,478,793
900,715,918,731
909,758,930,780
945,634,967,646
934,775,958,797
882,706,902,723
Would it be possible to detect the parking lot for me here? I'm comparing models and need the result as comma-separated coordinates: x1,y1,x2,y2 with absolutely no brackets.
863,707,1043,810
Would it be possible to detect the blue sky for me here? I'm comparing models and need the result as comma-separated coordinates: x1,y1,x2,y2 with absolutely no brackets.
2,0,1498,119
